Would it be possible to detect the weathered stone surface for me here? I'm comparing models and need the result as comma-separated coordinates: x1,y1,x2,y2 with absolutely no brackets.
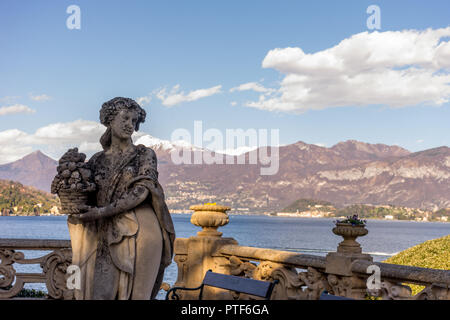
190,204,230,237
53,97,175,300
169,209,450,300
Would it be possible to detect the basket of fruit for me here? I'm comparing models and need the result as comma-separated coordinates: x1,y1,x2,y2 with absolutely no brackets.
51,148,96,214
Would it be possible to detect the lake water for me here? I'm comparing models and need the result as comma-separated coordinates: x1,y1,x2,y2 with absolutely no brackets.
0,214,448,299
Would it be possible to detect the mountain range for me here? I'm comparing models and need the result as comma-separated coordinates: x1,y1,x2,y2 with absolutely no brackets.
0,151,58,193
1,139,450,212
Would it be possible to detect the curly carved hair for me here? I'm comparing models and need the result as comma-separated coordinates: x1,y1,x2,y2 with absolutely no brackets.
100,97,146,130
99,97,147,150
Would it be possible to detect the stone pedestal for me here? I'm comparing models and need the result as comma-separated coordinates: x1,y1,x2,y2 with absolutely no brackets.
171,204,238,299
325,223,372,299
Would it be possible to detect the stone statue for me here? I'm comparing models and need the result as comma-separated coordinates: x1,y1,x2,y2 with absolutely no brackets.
52,97,175,299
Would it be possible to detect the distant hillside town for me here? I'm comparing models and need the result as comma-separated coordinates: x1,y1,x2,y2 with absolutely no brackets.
275,198,449,223
0,180,60,216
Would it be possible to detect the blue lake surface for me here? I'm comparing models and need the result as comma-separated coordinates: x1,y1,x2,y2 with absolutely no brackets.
0,214,448,299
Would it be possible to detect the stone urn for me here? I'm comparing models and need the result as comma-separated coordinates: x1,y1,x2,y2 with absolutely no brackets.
332,223,368,254
190,204,231,237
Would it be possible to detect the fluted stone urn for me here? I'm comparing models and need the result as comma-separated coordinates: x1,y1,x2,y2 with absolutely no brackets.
190,204,231,237
332,223,368,254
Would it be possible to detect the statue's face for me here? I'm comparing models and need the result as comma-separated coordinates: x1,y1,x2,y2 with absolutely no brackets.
110,109,138,140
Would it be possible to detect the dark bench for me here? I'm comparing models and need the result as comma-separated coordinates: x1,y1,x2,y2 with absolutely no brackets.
165,270,279,300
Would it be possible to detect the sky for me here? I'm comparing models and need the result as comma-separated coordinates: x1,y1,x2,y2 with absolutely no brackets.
1,0,450,163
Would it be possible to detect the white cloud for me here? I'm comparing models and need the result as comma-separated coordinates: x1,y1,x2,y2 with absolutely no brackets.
416,139,424,144
136,95,152,106
0,120,105,164
230,101,237,106
0,129,28,143
0,96,21,104
0,120,196,164
0,118,262,163
30,94,51,101
29,119,105,145
155,84,222,107
0,129,34,163
230,82,275,94
0,145,34,164
246,27,450,113
0,104,36,116
78,141,102,153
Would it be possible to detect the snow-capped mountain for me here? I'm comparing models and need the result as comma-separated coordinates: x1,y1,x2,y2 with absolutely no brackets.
134,133,254,155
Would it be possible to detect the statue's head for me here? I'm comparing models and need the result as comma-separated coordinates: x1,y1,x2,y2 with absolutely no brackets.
99,97,146,150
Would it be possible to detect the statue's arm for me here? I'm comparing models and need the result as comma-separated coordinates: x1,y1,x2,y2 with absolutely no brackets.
101,185,150,219
76,180,165,222
74,147,164,222
75,184,148,222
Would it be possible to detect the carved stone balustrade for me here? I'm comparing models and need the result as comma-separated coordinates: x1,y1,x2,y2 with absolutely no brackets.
351,260,450,300
171,204,450,300
1,204,449,300
0,239,72,299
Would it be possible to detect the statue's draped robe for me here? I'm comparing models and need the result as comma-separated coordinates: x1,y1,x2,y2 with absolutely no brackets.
67,145,175,299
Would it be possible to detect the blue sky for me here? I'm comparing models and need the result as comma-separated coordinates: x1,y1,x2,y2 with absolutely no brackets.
1,0,450,163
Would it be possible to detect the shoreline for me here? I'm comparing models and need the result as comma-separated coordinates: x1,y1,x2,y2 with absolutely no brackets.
2,213,449,224
265,214,449,223
223,212,448,223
